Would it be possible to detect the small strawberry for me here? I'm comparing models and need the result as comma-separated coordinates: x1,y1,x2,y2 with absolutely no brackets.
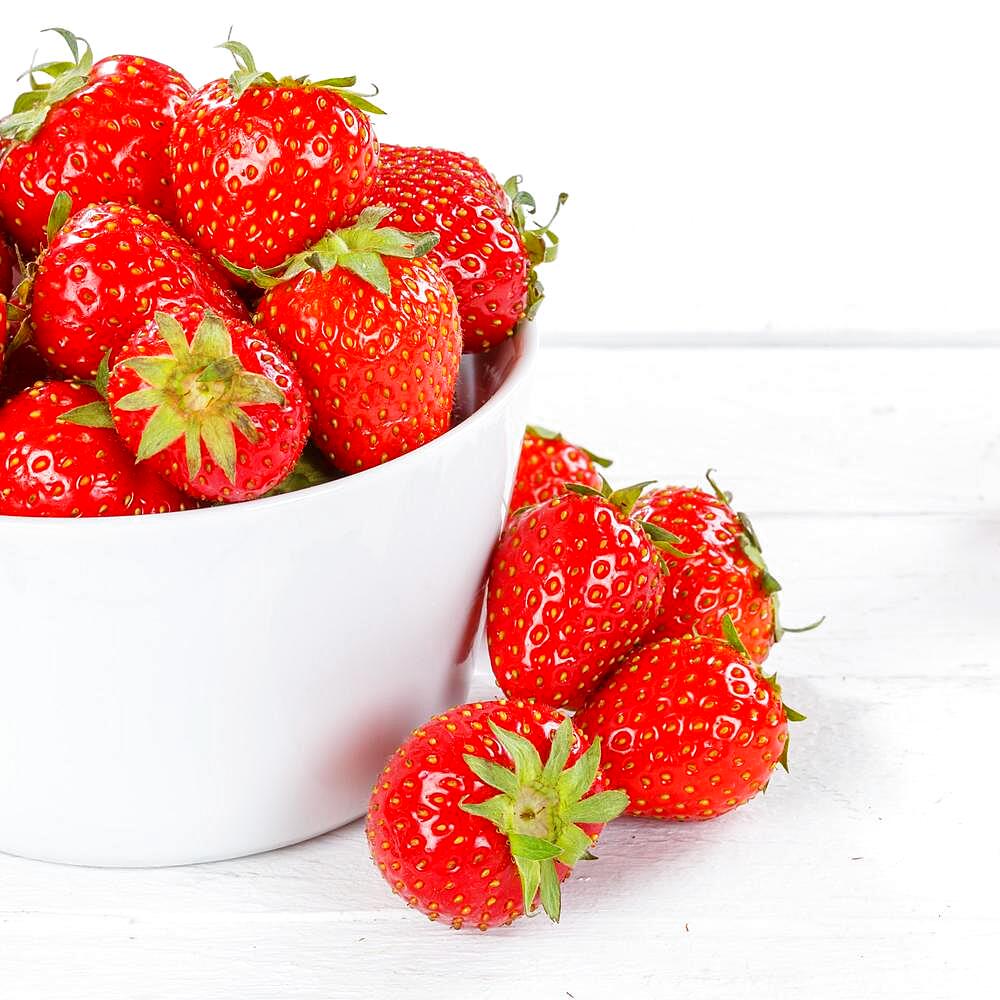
575,618,804,820
242,207,462,472
169,38,381,274
487,480,681,709
26,197,245,381
366,699,628,930
0,380,185,516
634,471,823,663
85,307,309,503
371,146,564,353
509,425,612,513
0,29,192,253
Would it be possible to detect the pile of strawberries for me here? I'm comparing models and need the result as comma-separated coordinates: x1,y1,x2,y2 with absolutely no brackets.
0,29,560,515
367,428,821,930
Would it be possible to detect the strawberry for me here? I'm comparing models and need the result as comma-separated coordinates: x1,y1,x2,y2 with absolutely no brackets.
27,197,245,380
0,29,192,254
87,307,309,503
0,380,185,516
366,699,628,930
509,425,612,513
487,480,674,710
243,207,462,472
633,471,823,663
371,146,564,353
575,619,804,820
169,38,381,274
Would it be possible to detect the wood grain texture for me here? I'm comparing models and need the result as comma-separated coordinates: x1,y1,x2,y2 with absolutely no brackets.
1,344,995,999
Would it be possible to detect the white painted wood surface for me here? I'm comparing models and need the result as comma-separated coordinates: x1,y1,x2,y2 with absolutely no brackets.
2,341,996,999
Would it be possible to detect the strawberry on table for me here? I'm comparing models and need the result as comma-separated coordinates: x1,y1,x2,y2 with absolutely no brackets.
169,38,381,274
0,29,192,253
91,306,309,503
245,206,462,472
0,380,185,516
575,619,804,820
487,480,679,709
366,699,628,930
509,425,612,513
29,197,245,380
634,471,823,663
371,146,564,353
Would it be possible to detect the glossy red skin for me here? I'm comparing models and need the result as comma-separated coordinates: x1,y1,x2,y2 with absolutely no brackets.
509,429,604,513
106,307,310,502
0,55,192,254
169,81,378,272
31,202,245,380
0,232,15,299
255,257,462,472
634,487,776,663
371,145,530,354
575,636,789,820
0,380,185,516
487,493,665,710
366,699,608,931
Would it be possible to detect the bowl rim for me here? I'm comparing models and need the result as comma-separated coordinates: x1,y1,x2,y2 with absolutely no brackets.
0,321,539,530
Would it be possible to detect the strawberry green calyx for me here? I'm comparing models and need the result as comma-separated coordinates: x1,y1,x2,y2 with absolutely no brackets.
503,176,567,321
223,206,439,296
566,477,697,562
74,310,284,483
459,718,628,922
705,468,825,641
526,424,613,468
0,29,93,144
218,36,384,113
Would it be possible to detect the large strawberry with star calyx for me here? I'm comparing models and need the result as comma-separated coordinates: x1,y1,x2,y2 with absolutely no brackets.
366,699,628,930
169,37,382,275
65,307,309,503
238,206,462,473
575,615,805,821
487,478,693,710
0,28,192,253
634,470,823,663
371,145,565,353
508,424,612,514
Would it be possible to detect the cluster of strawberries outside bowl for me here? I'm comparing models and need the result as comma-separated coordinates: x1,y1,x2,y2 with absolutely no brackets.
0,28,820,932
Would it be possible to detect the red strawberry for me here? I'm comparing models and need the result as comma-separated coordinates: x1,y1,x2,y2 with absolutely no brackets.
371,146,564,353
96,307,309,503
169,39,381,274
509,425,611,513
0,380,185,516
26,198,245,381
575,621,804,820
0,231,16,299
245,207,462,472
487,481,670,709
633,471,823,663
0,29,192,253
366,699,628,930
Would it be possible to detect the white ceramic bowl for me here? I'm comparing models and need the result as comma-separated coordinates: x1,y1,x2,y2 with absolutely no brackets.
0,323,537,867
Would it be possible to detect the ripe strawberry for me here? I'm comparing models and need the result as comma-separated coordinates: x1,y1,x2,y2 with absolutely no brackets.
487,480,676,709
169,39,381,274
0,29,192,253
509,425,611,513
27,198,245,381
366,699,628,930
575,620,804,820
92,307,309,503
0,380,185,516
371,146,565,353
633,471,823,663
245,207,462,472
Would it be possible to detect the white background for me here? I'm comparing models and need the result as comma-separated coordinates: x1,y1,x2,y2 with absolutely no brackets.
4,0,1000,339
